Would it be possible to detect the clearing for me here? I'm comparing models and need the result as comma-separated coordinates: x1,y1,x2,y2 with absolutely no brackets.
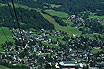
0,27,14,45
40,12,82,36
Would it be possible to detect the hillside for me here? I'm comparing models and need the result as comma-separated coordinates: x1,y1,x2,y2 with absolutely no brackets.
0,27,14,45
40,12,82,36
0,3,54,30
0,0,104,69
0,65,10,69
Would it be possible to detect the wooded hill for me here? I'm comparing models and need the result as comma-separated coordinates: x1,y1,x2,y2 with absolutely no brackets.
0,4,54,30
1,0,104,30
13,0,104,15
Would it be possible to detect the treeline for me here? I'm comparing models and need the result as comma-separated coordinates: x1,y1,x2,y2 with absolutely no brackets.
79,19,104,34
96,10,104,16
6,0,104,15
42,10,67,26
14,0,43,8
0,6,54,30
23,0,104,15
52,16,67,26
53,0,104,15
85,19,104,34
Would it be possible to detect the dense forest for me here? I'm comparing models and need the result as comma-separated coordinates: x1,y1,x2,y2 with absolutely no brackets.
52,16,67,26
14,0,104,15
0,6,54,30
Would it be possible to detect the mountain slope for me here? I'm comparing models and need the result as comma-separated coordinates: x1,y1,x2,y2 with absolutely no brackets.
0,4,54,30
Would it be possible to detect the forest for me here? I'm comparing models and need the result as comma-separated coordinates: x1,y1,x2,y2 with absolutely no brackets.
13,0,104,15
0,6,54,30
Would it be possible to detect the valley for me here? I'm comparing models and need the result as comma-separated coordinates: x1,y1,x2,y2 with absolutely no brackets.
0,0,104,68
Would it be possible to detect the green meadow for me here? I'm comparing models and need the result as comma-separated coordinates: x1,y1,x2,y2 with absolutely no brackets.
40,12,82,36
0,27,14,45
0,3,7,6
42,42,60,49
50,4,61,8
0,27,14,52
91,49,103,53
0,65,10,69
89,12,104,19
45,10,69,18
82,33,104,38
89,15,104,19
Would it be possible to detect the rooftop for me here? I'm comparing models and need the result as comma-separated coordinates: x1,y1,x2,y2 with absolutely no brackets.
59,61,76,66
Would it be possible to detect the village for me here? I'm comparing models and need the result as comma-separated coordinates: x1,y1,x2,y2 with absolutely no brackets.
0,26,104,68
0,0,104,68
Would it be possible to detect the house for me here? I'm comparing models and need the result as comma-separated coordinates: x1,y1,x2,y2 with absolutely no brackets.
59,61,76,69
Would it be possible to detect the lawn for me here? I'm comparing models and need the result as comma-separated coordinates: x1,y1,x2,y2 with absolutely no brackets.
42,42,60,49
89,15,104,19
39,53,51,57
100,21,104,26
82,33,104,38
47,35,64,41
9,3,29,9
0,65,10,69
10,3,41,12
1,2,41,12
50,4,61,8
45,10,69,18
91,49,103,53
89,12,104,19
0,27,14,45
0,46,3,52
0,3,7,6
0,3,29,9
47,35,66,43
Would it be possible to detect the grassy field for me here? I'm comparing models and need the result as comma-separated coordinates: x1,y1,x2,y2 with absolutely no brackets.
0,65,10,69
9,3,29,9
42,42,60,49
50,4,61,8
82,33,104,37
0,27,14,45
0,3,29,9
89,12,104,19
40,12,82,36
47,35,66,43
0,3,7,6
100,21,104,26
89,15,104,19
0,46,3,52
1,3,41,12
39,53,51,57
45,10,69,18
91,49,103,53
0,27,14,52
